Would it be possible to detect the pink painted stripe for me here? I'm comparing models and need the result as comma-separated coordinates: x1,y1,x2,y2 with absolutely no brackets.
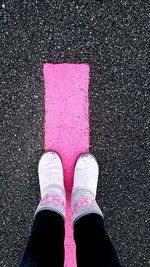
44,63,90,267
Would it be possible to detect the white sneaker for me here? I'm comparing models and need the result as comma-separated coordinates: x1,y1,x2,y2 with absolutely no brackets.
38,150,65,197
71,153,103,224
72,153,99,197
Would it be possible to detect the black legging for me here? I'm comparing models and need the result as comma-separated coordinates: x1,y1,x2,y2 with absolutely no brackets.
20,210,122,267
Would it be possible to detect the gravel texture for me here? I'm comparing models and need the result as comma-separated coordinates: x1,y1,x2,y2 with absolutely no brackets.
0,1,150,266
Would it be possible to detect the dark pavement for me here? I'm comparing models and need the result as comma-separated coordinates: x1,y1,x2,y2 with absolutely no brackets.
0,1,149,266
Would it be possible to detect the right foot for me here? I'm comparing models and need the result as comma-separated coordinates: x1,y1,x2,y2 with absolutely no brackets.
72,153,99,197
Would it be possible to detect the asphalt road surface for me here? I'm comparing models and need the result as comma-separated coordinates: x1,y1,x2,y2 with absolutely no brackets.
0,1,149,266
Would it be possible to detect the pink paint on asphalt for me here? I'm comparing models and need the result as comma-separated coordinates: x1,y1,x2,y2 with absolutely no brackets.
44,63,89,267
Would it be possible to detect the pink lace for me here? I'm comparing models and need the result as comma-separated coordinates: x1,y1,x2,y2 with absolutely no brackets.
73,198,96,213
40,193,65,207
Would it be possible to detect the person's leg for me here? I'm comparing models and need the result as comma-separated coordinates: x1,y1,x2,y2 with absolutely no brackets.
20,210,65,267
74,213,121,267
71,153,122,267
20,151,66,267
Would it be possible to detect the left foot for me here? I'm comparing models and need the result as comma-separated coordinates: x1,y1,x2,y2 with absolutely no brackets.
38,150,65,197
